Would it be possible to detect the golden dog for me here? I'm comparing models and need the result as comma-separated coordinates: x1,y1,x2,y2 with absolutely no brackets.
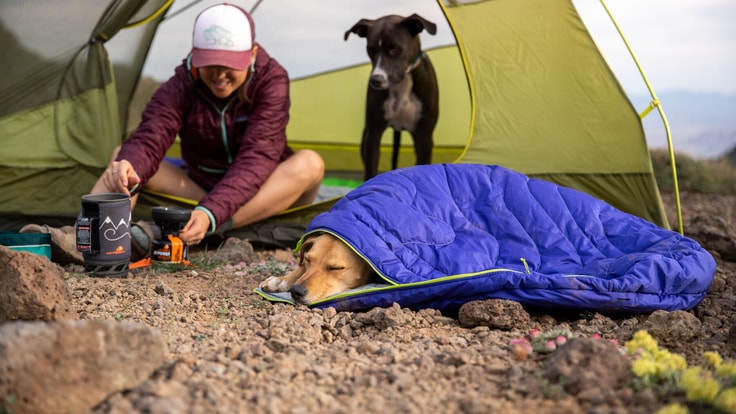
259,233,375,304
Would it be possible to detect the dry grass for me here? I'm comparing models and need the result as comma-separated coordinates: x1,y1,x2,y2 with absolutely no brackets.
651,148,736,195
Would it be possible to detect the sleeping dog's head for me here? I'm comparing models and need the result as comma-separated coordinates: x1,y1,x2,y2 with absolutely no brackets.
259,233,375,305
344,14,437,90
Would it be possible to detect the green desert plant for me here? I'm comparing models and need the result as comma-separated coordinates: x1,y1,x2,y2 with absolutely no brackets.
651,149,736,195
627,330,736,413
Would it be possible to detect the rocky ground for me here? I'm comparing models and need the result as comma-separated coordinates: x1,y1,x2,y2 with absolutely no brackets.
6,191,736,414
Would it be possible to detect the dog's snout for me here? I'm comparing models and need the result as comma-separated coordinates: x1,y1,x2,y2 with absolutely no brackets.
369,73,388,90
289,284,308,301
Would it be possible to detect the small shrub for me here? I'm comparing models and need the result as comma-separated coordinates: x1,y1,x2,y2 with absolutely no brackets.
651,149,736,195
626,330,736,413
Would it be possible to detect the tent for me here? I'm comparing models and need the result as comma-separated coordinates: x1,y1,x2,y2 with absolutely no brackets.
0,0,675,247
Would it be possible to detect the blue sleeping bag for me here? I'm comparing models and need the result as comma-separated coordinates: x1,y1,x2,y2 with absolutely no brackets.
257,164,716,313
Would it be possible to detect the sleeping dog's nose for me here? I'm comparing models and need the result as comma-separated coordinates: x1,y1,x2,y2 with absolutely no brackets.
290,284,308,302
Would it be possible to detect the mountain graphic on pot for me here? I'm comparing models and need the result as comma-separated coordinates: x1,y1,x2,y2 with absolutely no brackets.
100,215,130,242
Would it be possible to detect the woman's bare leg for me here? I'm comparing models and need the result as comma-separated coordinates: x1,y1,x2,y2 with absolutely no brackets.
231,149,324,228
143,161,207,206
92,147,324,228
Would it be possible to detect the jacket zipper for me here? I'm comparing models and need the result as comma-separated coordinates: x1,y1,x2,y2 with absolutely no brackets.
185,55,248,173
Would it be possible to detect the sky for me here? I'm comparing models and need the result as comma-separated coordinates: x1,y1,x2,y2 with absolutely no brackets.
573,0,735,96
137,0,736,96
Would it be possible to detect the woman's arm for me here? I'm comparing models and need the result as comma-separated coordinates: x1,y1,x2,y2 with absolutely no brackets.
116,64,191,190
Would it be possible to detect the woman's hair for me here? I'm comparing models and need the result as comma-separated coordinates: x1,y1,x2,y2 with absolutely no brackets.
235,45,258,103
237,79,252,103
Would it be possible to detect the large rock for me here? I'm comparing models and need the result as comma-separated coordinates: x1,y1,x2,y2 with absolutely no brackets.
686,214,736,261
457,299,530,329
0,245,77,322
212,237,259,264
543,337,632,396
0,320,168,414
641,309,702,345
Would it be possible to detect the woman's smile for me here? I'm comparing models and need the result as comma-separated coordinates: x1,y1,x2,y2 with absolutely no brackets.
200,66,248,98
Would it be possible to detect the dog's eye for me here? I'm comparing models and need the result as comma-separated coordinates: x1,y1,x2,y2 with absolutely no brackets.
387,45,400,56
327,265,345,272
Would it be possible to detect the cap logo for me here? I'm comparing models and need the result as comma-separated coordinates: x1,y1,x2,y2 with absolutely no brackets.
203,25,235,48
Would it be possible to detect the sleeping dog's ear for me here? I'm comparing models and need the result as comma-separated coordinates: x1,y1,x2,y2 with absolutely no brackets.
297,236,316,265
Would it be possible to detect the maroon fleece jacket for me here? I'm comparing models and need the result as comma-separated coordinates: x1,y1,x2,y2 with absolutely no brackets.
117,45,294,231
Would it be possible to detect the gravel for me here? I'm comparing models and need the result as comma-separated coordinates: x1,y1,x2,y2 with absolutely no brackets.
58,191,736,414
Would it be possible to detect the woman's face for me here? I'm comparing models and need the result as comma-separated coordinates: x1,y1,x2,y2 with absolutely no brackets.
198,66,248,99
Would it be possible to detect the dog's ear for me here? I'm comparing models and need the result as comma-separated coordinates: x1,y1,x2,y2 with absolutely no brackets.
344,19,374,41
402,14,437,36
298,237,316,265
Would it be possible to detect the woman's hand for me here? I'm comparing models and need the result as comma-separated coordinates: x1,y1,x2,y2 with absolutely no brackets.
102,160,140,195
179,209,212,245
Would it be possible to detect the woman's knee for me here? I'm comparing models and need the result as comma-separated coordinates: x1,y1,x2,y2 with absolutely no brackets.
291,150,325,182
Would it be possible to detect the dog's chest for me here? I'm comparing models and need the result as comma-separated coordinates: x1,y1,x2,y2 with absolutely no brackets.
383,76,423,132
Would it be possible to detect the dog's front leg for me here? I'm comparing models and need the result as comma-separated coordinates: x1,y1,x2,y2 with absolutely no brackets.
361,127,383,181
362,92,390,181
260,265,306,293
411,130,434,165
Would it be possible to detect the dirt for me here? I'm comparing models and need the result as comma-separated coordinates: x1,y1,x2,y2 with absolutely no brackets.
60,191,735,414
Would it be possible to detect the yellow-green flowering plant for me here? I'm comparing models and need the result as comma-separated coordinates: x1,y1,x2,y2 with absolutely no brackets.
626,330,736,413
654,403,689,414
626,330,686,388
681,367,720,403
714,387,736,413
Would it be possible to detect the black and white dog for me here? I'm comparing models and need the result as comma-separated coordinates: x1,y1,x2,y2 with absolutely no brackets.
345,14,439,181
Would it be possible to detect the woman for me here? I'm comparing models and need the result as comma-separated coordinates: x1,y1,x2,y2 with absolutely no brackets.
96,3,324,251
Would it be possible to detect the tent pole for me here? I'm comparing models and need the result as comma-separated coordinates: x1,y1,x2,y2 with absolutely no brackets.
436,0,477,162
123,0,174,29
598,0,684,234
250,0,265,14
161,0,205,21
